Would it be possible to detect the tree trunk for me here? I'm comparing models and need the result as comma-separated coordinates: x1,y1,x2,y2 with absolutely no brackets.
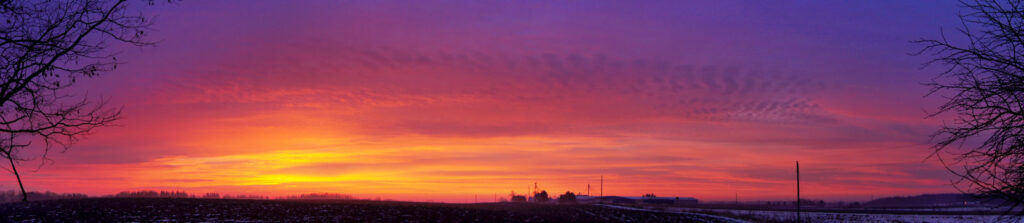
7,156,26,202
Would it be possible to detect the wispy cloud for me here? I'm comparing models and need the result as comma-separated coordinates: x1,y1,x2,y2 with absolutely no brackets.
0,0,963,202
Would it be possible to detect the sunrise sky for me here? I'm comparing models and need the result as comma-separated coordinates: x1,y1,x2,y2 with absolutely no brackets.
0,1,970,202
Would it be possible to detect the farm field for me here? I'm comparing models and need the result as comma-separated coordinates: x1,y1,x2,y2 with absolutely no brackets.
0,198,738,223
668,207,1015,223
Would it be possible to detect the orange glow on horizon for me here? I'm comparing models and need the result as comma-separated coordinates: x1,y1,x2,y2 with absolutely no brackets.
0,1,965,203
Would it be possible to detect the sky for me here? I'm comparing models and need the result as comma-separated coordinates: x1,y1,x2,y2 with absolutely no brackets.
0,0,972,202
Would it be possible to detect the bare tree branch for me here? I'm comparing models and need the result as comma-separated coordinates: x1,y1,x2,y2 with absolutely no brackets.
0,0,151,202
917,0,1024,214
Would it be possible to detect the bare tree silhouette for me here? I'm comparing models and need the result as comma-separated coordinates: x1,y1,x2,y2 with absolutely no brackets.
0,0,151,202
916,0,1024,213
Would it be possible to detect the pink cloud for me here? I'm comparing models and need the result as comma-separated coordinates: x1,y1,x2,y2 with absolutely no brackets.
0,0,964,203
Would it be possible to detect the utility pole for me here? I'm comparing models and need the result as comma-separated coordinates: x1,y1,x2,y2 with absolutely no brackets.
587,184,591,197
600,175,604,204
735,192,739,205
796,161,801,223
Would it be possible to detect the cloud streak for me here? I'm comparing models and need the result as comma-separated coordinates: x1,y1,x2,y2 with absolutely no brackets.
0,0,965,202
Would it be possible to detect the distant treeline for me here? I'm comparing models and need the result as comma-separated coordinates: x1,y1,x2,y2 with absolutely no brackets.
863,193,1003,208
700,193,1001,209
111,190,268,199
113,190,191,198
0,190,87,203
281,193,355,200
1,190,360,202
111,191,356,200
109,191,359,200
0,190,361,202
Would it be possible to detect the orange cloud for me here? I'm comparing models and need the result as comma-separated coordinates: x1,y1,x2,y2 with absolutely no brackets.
0,0,962,203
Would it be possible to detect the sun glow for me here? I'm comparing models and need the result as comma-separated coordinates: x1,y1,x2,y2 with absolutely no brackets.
0,0,965,203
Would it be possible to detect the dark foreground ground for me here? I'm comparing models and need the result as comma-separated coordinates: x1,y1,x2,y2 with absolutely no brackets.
0,198,738,222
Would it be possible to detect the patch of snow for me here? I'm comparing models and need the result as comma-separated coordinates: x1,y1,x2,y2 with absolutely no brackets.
673,207,1024,223
597,204,751,223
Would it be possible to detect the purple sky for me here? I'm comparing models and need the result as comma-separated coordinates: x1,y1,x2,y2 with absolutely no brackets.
0,1,976,202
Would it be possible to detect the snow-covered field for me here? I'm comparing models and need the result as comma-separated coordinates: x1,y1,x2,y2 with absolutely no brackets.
7,197,1012,222
672,207,1019,223
0,198,738,222
599,204,750,223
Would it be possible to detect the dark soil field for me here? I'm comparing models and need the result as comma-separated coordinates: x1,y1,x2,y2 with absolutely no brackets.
0,198,736,222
